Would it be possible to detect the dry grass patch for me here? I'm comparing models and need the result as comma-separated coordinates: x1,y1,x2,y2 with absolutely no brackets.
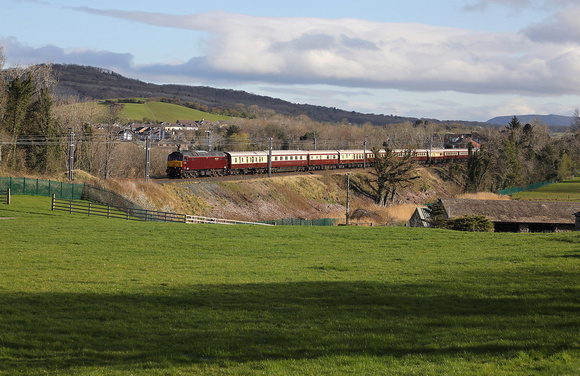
458,192,511,200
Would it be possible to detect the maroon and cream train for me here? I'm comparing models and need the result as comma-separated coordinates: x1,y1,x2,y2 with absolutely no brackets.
166,148,470,178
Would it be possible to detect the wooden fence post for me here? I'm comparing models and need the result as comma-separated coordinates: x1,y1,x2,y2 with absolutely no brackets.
6,188,9,205
51,194,55,210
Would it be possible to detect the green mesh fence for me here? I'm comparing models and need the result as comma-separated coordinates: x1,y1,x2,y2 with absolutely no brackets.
0,178,143,210
82,184,144,211
498,181,555,195
0,177,84,199
262,218,341,226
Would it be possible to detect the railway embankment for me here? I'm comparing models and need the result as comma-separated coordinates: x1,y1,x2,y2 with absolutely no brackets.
1,167,468,224
133,167,464,224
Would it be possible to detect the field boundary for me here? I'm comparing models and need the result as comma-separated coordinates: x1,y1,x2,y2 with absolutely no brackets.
498,180,555,195
51,195,273,225
51,195,186,222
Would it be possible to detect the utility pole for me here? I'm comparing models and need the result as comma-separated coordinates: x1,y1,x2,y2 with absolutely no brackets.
145,135,151,183
206,130,212,151
363,136,367,169
313,131,317,151
68,128,75,181
429,134,433,165
268,137,273,177
345,173,350,225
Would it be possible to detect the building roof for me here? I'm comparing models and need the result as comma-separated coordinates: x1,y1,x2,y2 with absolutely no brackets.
440,199,580,224
410,206,431,227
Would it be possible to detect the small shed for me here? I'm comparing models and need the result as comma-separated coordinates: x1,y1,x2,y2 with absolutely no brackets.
440,199,580,232
409,207,431,228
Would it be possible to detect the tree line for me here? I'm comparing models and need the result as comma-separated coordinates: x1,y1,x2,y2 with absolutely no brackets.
0,52,169,179
463,115,580,193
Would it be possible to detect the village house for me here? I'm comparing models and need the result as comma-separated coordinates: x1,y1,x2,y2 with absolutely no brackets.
118,129,133,141
443,132,485,149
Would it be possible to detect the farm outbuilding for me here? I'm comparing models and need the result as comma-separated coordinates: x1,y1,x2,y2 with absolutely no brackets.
409,207,431,228
439,199,580,232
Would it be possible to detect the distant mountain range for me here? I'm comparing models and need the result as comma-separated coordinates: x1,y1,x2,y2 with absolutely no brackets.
487,114,573,127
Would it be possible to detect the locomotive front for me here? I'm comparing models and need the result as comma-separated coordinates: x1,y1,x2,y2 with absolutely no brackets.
166,151,190,178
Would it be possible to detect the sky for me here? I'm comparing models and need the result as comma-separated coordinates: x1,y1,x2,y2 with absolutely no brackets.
2,0,580,122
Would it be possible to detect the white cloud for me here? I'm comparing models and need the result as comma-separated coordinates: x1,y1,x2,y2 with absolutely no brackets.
1,36,134,71
60,8,580,97
463,0,576,12
523,6,580,44
5,5,580,120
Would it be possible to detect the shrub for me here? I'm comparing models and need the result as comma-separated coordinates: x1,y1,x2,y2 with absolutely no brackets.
445,215,494,232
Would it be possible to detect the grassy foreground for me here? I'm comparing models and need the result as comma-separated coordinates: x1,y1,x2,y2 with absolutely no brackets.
0,196,579,375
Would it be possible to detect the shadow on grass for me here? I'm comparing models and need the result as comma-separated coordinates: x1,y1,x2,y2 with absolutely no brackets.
0,281,577,372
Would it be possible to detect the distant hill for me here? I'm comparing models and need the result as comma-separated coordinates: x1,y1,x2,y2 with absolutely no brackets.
52,64,421,126
487,114,573,128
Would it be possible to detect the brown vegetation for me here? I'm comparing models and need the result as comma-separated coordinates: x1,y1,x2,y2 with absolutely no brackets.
72,167,461,224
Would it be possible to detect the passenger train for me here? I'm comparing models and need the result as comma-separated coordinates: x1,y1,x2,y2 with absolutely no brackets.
166,148,470,178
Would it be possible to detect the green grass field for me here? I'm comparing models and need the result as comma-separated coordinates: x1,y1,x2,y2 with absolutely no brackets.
1,196,579,375
512,176,580,201
110,101,232,123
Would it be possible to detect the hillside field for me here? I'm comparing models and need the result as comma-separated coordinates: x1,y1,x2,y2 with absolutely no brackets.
107,101,232,123
0,195,578,375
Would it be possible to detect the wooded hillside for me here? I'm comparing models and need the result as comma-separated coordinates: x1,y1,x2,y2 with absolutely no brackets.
53,64,488,127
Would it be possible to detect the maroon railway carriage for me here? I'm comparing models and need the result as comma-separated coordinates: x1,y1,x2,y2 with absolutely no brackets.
443,149,469,161
308,150,340,170
337,150,371,168
226,151,269,174
270,150,309,172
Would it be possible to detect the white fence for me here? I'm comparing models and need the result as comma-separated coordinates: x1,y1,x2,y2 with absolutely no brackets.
185,215,273,226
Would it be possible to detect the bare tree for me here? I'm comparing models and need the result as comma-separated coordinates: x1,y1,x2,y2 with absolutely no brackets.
367,147,420,206
103,103,124,179
570,108,580,134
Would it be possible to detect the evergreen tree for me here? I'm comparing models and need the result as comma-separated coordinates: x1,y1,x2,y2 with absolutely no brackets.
2,75,36,168
24,87,61,173
465,143,489,192
507,115,521,131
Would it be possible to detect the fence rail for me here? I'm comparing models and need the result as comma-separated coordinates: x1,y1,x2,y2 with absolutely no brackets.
261,218,341,226
51,195,186,223
186,215,273,226
51,196,273,225
0,188,10,205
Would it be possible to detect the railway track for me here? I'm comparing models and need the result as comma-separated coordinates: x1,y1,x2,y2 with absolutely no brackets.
153,167,367,184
